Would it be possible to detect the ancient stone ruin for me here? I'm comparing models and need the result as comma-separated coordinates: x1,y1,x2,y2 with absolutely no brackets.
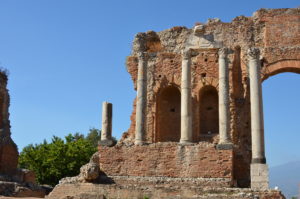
0,71,48,197
48,7,300,199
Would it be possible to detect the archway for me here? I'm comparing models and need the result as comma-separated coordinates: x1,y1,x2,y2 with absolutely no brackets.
261,59,300,196
262,72,300,197
199,86,218,141
262,60,300,81
156,86,181,142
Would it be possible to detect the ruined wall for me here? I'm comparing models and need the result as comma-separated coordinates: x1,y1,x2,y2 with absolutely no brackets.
0,71,47,197
99,142,232,179
99,8,300,188
0,71,18,175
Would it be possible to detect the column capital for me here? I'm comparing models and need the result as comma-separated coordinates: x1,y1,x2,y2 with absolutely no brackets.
218,47,228,59
181,49,191,60
137,52,148,60
247,47,260,60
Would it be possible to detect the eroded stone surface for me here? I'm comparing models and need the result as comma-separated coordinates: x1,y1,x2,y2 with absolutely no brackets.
48,182,285,199
59,152,101,184
0,71,18,176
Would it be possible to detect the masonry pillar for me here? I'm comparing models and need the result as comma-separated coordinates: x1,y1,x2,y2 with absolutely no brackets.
217,48,232,149
180,49,192,144
248,47,269,190
101,101,112,140
135,52,147,145
99,101,114,146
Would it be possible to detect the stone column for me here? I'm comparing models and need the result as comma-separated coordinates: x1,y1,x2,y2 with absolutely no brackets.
180,49,192,144
99,101,114,147
217,48,232,149
248,47,269,190
135,52,147,145
101,101,112,141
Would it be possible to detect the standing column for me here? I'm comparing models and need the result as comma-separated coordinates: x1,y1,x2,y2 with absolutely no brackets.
248,47,268,190
99,101,114,147
217,48,232,149
101,101,112,141
180,49,192,144
135,52,147,145
248,47,266,164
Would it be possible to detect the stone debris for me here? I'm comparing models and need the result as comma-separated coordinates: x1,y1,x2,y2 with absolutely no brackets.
59,152,101,184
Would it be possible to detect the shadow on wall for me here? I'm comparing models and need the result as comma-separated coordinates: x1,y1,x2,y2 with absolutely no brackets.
156,85,181,142
199,85,219,142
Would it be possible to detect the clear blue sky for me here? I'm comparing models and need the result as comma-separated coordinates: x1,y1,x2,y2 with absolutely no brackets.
0,0,299,167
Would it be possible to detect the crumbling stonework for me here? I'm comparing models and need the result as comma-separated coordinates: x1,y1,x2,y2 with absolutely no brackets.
50,7,299,198
0,71,18,175
49,182,285,199
119,7,300,188
0,71,47,197
59,152,101,184
99,142,232,179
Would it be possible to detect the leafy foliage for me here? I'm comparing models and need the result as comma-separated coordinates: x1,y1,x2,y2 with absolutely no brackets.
18,128,105,186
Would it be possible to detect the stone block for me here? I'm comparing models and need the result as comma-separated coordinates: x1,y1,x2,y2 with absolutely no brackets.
251,163,269,190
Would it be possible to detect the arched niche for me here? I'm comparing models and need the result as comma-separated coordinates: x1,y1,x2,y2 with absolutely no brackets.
156,86,181,142
199,86,219,140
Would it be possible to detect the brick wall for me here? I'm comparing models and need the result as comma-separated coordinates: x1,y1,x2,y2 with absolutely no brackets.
99,142,233,179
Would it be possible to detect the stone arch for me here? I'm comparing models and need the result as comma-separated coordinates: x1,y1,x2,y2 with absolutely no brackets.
155,85,181,142
262,59,300,81
199,85,219,141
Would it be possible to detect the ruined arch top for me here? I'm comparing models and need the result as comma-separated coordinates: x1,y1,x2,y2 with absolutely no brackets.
262,59,300,81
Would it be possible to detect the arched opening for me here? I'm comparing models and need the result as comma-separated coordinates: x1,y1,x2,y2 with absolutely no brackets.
199,86,219,141
156,86,181,142
263,72,300,198
262,60,300,81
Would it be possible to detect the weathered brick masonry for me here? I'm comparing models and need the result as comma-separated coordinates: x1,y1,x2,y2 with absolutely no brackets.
50,7,299,198
99,8,300,189
99,143,232,178
0,72,18,175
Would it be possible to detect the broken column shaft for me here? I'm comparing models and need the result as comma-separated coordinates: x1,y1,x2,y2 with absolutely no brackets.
135,52,147,145
101,101,113,141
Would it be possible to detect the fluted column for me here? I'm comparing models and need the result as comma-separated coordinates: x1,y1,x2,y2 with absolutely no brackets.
101,101,112,141
180,49,192,144
135,52,147,145
218,48,231,146
248,47,268,190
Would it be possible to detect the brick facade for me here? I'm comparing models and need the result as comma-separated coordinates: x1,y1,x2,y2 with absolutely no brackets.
99,143,233,179
97,8,300,190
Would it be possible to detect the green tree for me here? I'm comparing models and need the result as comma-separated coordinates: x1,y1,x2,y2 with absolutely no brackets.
86,128,101,148
86,128,117,147
19,132,98,186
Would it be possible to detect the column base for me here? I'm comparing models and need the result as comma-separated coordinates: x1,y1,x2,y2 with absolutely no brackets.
216,142,233,150
252,157,266,164
134,140,146,145
251,163,269,190
98,139,115,147
179,140,193,145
